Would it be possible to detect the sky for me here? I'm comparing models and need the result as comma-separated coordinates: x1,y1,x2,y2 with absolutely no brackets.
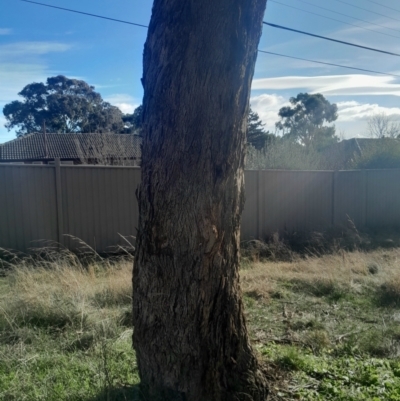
1,0,400,143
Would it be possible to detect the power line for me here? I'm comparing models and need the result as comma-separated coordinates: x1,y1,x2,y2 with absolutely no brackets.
258,50,400,78
293,0,400,35
264,22,400,57
19,0,400,77
331,0,400,23
269,0,400,39
365,0,400,14
20,0,149,28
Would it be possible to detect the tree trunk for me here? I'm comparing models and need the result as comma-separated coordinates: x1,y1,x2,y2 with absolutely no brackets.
133,1,268,400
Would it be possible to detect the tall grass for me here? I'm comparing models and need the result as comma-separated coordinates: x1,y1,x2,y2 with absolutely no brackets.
0,249,137,401
2,243,400,400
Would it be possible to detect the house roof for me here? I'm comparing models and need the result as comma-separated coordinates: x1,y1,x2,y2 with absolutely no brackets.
0,133,142,161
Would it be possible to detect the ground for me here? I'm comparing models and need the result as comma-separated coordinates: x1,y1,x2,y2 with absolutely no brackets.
1,245,400,400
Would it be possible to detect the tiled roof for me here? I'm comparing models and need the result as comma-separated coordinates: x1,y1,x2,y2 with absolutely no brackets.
0,133,142,161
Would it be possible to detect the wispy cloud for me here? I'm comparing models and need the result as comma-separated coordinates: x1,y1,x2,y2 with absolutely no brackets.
0,40,74,142
0,42,72,60
0,63,56,103
252,74,400,97
0,28,12,35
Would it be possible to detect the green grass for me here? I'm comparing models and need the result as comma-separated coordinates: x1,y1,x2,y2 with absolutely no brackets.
1,248,400,400
242,248,400,399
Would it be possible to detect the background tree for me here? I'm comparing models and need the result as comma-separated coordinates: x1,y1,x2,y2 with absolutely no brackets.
133,0,268,400
122,105,143,134
247,108,274,149
367,112,400,139
3,75,124,136
276,93,338,150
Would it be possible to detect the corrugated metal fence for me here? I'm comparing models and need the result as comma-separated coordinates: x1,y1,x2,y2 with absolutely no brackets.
1,164,400,253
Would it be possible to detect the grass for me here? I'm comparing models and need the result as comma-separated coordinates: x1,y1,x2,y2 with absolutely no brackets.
0,253,140,401
242,248,400,399
1,246,400,400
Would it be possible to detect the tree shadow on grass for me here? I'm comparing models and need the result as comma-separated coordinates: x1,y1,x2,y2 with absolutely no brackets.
88,384,142,401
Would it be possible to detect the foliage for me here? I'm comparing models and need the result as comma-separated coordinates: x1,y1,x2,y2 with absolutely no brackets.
351,138,400,169
122,105,143,134
246,139,327,170
3,76,124,136
247,108,274,149
368,113,400,139
125,104,274,148
276,93,339,150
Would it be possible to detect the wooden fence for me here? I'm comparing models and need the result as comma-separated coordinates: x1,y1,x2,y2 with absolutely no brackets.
1,163,400,253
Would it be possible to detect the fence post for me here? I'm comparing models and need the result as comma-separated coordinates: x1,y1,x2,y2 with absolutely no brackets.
54,158,64,248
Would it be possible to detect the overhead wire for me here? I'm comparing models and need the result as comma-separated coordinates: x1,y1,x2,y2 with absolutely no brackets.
18,0,400,79
269,0,400,39
365,0,400,14
19,0,148,28
331,0,400,23
257,50,400,78
263,22,400,57
293,0,400,35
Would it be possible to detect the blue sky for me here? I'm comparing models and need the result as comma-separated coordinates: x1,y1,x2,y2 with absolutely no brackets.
1,0,400,143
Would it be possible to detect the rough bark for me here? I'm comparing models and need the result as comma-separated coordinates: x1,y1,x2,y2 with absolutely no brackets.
133,1,268,400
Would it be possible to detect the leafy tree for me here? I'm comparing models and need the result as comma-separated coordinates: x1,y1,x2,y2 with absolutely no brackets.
367,112,400,139
133,0,268,399
276,93,338,150
247,108,274,149
3,75,124,136
121,105,143,134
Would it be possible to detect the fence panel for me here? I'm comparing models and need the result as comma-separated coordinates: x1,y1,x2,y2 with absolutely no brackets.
2,165,400,253
61,166,140,253
258,170,334,237
0,165,58,251
367,170,400,227
333,170,367,228
242,171,259,241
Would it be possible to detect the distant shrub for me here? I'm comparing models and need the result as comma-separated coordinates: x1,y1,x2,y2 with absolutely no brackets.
246,140,327,170
351,139,400,169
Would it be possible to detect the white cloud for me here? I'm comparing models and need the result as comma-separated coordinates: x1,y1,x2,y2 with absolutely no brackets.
250,93,288,132
337,101,400,122
105,94,140,114
252,74,400,97
0,29,12,35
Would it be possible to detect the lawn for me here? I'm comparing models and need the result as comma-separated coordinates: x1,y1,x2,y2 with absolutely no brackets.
1,247,400,400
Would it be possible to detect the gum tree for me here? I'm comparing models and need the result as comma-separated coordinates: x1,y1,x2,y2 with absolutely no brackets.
133,1,269,400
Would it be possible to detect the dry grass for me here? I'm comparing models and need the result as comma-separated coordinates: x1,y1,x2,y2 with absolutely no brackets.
0,253,133,340
2,245,400,400
241,248,400,302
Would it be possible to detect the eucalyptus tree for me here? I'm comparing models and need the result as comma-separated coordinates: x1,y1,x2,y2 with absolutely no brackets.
3,75,124,136
133,0,269,400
